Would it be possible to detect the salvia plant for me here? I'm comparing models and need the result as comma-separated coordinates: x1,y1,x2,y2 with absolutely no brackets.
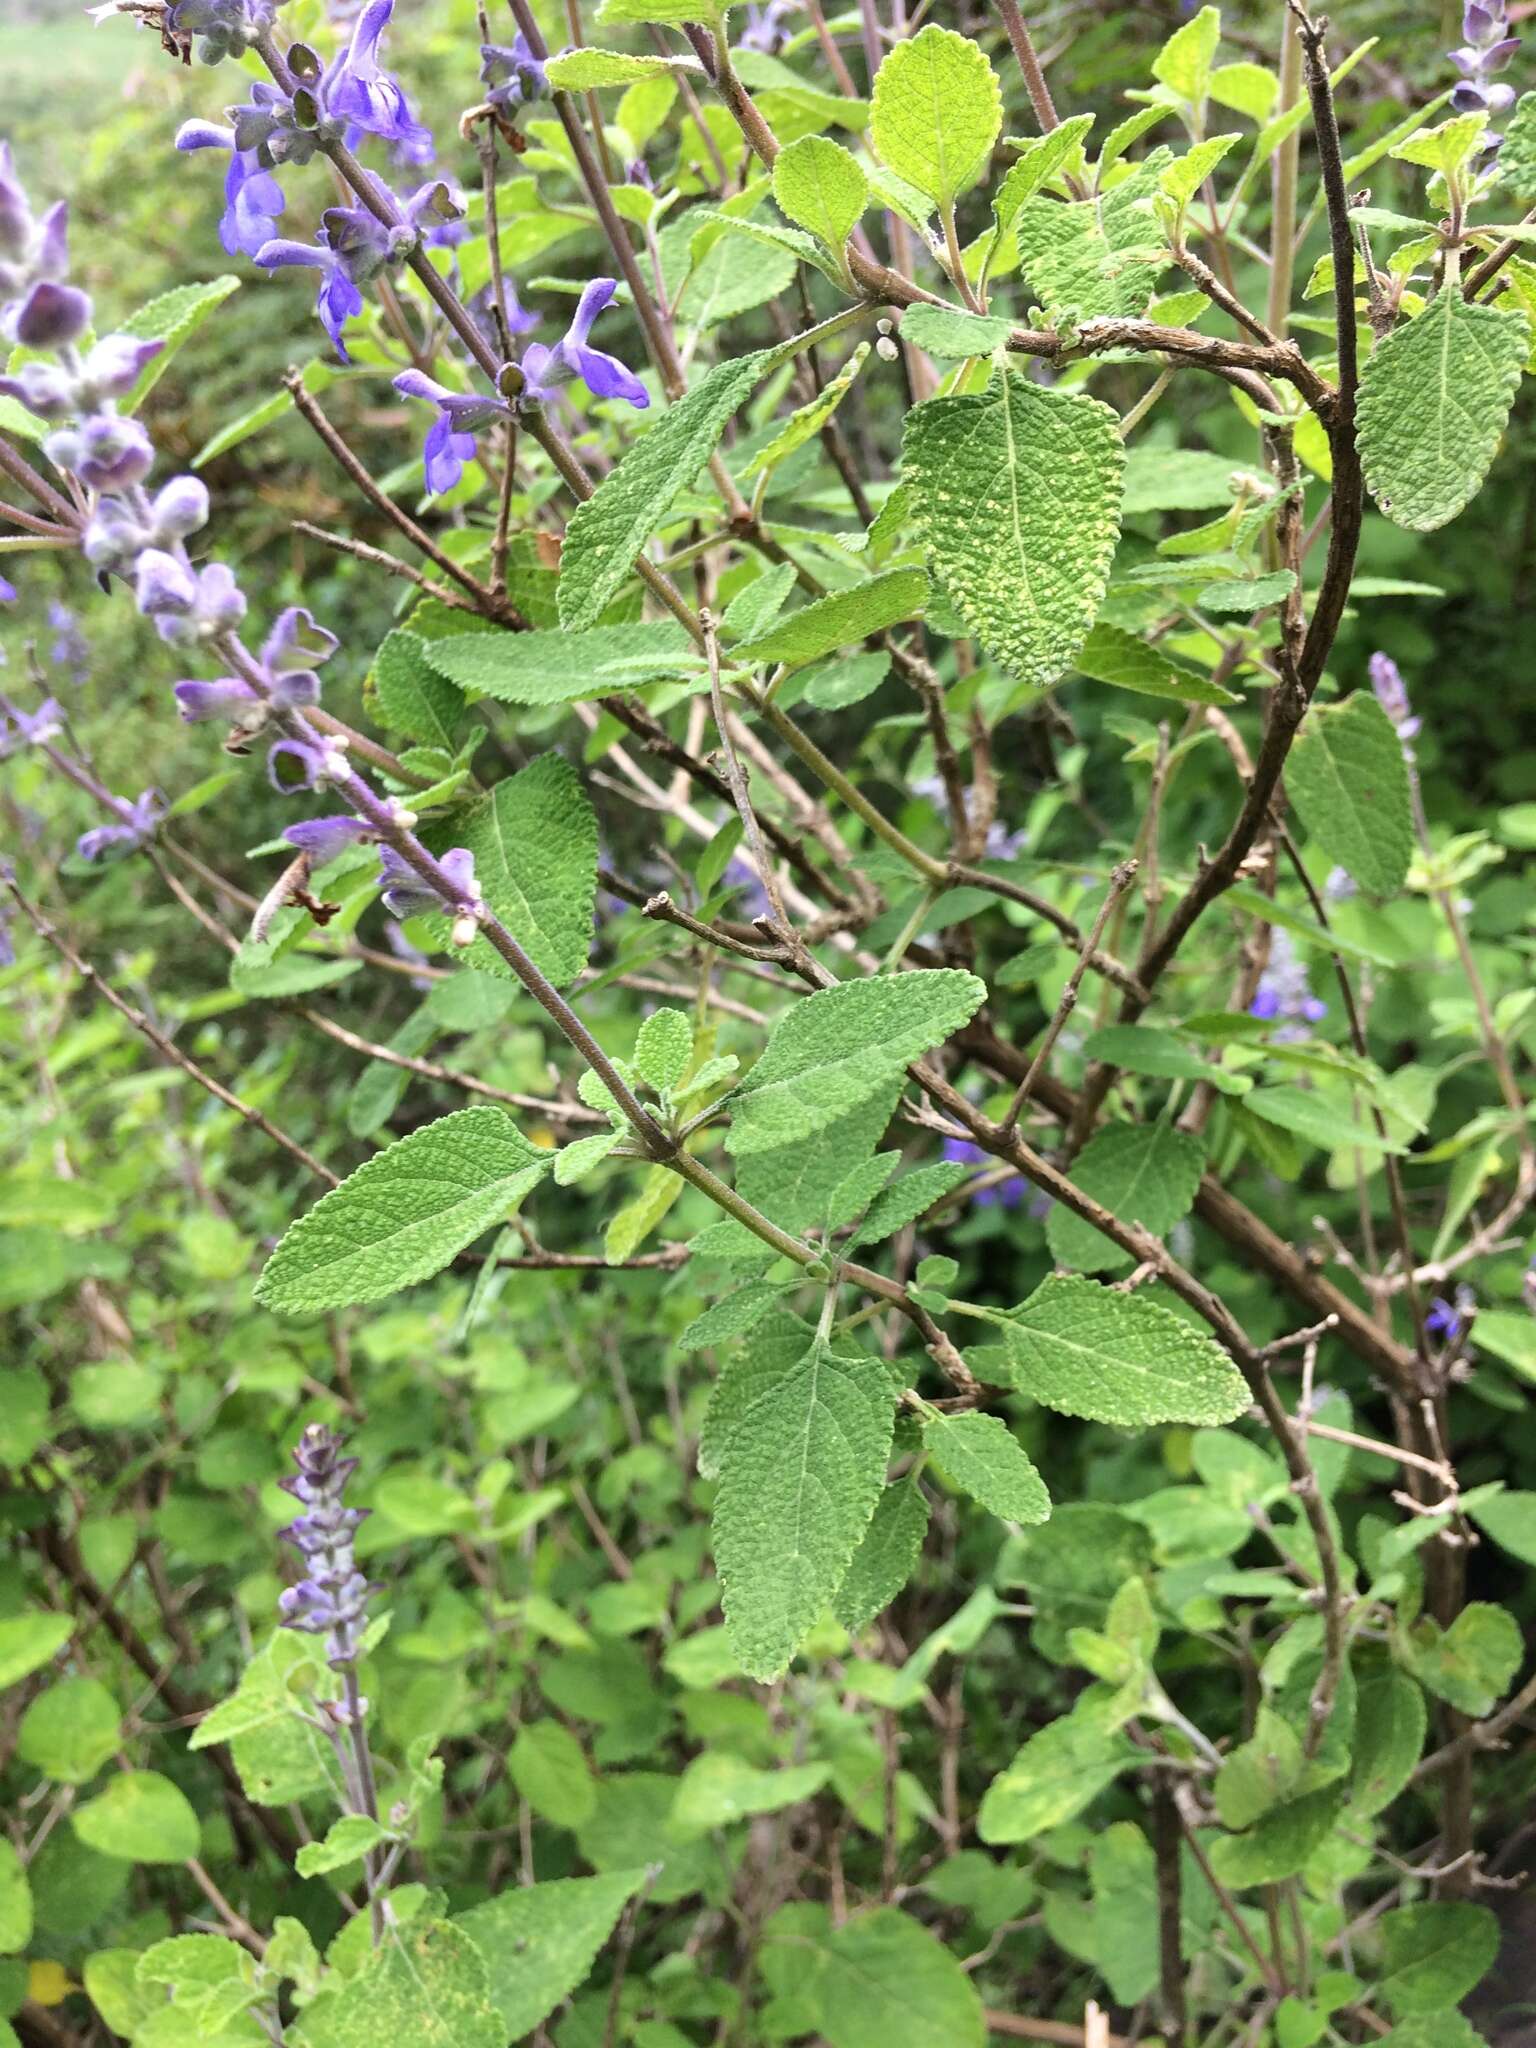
3,0,1536,2043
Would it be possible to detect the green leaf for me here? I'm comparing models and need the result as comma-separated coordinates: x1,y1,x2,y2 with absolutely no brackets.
1287,691,1414,897
1197,569,1297,614
1356,289,1529,530
1209,1786,1346,1888
1244,1085,1406,1155
1376,2020,1489,2048
674,218,803,327
711,1333,898,1678
1082,1023,1251,1097
924,1410,1050,1525
256,1107,553,1314
635,1007,693,1090
735,567,928,669
455,1870,646,2038
1468,1489,1536,1566
1499,91,1536,200
902,369,1124,691
72,1771,200,1864
300,1921,504,2048
1152,5,1221,103
192,359,334,468
1214,1706,1305,1829
372,631,464,750
0,1843,30,1956
724,970,985,1157
747,343,870,478
979,1707,1138,1843
444,753,597,989
899,304,1016,359
0,1613,71,1691
546,47,677,87
1072,620,1240,705
230,945,360,1001
797,1907,987,2048
1402,1601,1522,1716
1045,1121,1205,1275
509,1721,597,1827
773,134,868,249
17,1677,121,1784
293,1814,393,1878
1379,1903,1499,2016
869,24,1002,208
559,348,776,628
834,1474,931,1632
993,118,1096,225
998,1274,1251,1427
1390,111,1488,177
1349,1665,1426,1817
425,620,695,706
1160,132,1242,207
849,1160,970,1247
1090,1823,1159,2005
1017,173,1168,323
669,1754,831,1839
679,1280,793,1351
596,0,720,22
118,275,240,411
605,1163,683,1263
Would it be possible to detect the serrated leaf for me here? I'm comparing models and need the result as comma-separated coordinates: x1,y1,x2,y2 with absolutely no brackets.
994,118,1096,226
72,1772,200,1865
1082,1023,1251,1096
1046,1121,1205,1275
712,1334,898,1678
1499,91,1536,200
1244,1085,1406,1154
372,631,464,750
1017,183,1167,323
553,1127,624,1186
869,23,1001,208
834,1474,930,1631
903,370,1123,691
773,134,868,249
735,567,928,669
1378,1903,1499,2017
849,1160,970,1247
456,1870,645,2035
299,1920,503,2048
1287,690,1414,897
998,1274,1250,1426
1357,288,1528,530
1402,1601,1521,1715
1197,569,1297,613
1390,111,1488,177
1208,1785,1345,1888
1073,620,1239,705
675,217,802,327
698,1311,812,1479
924,1411,1050,1525
605,1163,682,1263
1152,5,1221,102
978,1707,1137,1843
442,753,597,988
635,1006,693,1090
725,970,985,1157
679,1280,794,1351
747,343,869,477
118,275,240,411
1160,132,1241,208
560,348,777,627
900,304,1016,359
1214,1706,1305,1829
424,620,695,705
545,47,677,88
255,1107,553,1314
293,1814,392,1877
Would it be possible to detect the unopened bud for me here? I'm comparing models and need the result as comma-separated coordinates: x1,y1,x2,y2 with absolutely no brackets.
450,910,480,948
876,335,899,362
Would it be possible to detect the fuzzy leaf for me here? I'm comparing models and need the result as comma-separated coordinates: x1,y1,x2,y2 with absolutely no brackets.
545,47,677,87
635,1007,693,1090
899,305,1016,359
1045,1121,1205,1275
773,134,868,248
299,1921,503,2048
372,630,464,750
559,348,776,627
1152,5,1221,102
1356,288,1528,530
1208,1786,1346,1888
747,343,870,477
735,567,928,669
923,1411,1050,1525
455,1871,646,2037
998,1274,1250,1426
72,1772,200,1865
903,370,1123,690
1378,1902,1500,2017
442,753,597,988
118,274,240,411
1287,690,1414,898
711,1334,898,1678
849,1160,970,1248
979,1708,1138,1843
256,1108,553,1314
725,970,985,1156
1072,620,1239,704
993,118,1096,227
424,621,695,705
834,1475,931,1631
1402,1601,1522,1716
869,24,1002,208
679,1280,795,1351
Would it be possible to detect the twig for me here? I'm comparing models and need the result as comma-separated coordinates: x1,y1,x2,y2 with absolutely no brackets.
1002,859,1138,1130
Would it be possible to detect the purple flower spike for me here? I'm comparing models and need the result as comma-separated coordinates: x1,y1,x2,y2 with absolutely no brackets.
76,788,165,865
325,0,435,160
942,1135,1027,1209
254,233,366,359
278,1424,373,1670
267,737,330,793
135,548,198,620
14,279,91,349
521,278,649,410
46,414,154,492
480,34,547,112
283,815,375,864
0,362,76,420
1250,930,1327,1040
80,333,165,402
1448,0,1519,121
393,368,509,494
1369,650,1420,743
378,842,480,923
263,605,339,675
153,561,247,645
173,677,259,723
0,695,63,760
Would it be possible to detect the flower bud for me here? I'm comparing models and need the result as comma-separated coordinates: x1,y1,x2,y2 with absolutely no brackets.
0,361,77,420
47,413,154,491
80,333,164,401
14,279,91,349
151,474,211,541
173,677,257,722
134,547,197,618
82,497,148,570
0,145,32,261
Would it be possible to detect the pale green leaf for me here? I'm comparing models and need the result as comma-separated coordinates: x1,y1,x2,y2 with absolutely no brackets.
979,1707,1137,1843
1402,1601,1521,1716
1046,1120,1205,1274
0,1613,71,1691
1468,1489,1536,1566
510,1721,596,1827
1090,1823,1159,2005
1214,1706,1305,1829
1210,61,1279,123
747,342,870,477
678,1280,794,1351
1208,1785,1345,1887
1499,91,1536,200
0,1843,30,1955
1390,111,1488,177
1160,132,1242,207
998,1274,1250,1426
119,275,240,411
903,369,1123,690
255,1107,553,1314
596,0,720,23
924,1411,1050,1525
17,1677,121,1784
72,1771,200,1865
1071,621,1240,705
299,1921,503,2048
735,567,928,669
456,1870,646,2037
797,1907,987,2048
849,1159,970,1247
993,117,1096,226
1081,1024,1251,1096
560,348,776,627
553,1127,624,1187
1357,288,1528,530
773,134,868,248
725,970,984,1157
635,1007,693,1090
869,24,1002,207
444,754,597,989
293,1814,392,1878
1379,1903,1500,2017
546,47,678,88
605,1163,683,1263
1017,191,1167,323
1287,690,1414,897
1244,1085,1406,1154
899,304,1016,359
1152,5,1221,103
834,1474,930,1631
675,219,803,326
424,620,695,705
669,1755,831,1839
712,1334,898,1678
1349,1665,1426,1817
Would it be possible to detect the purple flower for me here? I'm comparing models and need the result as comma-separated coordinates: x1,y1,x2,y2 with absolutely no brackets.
393,368,509,494
173,677,259,723
1451,0,1519,117
0,695,63,759
278,1424,373,1670
1250,930,1327,1040
378,842,480,921
0,360,76,419
76,788,164,864
324,0,434,161
468,274,539,351
519,279,649,410
943,1135,1027,1209
14,278,91,349
1426,1284,1476,1344
1323,865,1358,903
738,1,797,55
480,34,547,113
152,561,247,645
283,814,374,864
0,575,14,603
45,413,154,492
256,184,455,359
176,123,287,259
267,737,330,792
1369,651,1420,743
